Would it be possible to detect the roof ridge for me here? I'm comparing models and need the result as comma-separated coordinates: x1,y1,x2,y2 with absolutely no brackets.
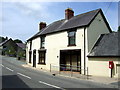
74,8,101,18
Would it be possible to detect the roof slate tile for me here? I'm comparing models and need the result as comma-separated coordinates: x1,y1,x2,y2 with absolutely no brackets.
27,9,101,41
88,32,120,57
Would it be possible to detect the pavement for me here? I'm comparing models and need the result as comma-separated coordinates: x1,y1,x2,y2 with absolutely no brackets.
1,55,120,88
23,64,120,88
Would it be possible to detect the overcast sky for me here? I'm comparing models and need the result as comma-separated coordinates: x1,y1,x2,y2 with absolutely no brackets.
1,1,119,42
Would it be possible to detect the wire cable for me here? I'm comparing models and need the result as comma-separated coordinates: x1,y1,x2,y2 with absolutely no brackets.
105,1,113,14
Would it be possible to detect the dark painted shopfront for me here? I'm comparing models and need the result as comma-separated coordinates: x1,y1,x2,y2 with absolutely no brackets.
60,49,81,73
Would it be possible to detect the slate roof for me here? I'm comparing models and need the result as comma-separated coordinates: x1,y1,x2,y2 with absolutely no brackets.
27,8,112,41
0,40,8,46
88,32,120,57
0,39,12,46
16,43,26,49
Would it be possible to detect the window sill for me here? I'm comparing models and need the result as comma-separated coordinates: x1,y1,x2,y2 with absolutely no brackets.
40,47,45,49
38,63,46,65
67,44,76,47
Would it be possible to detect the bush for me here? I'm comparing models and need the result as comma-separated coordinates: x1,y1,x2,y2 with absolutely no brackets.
5,47,16,57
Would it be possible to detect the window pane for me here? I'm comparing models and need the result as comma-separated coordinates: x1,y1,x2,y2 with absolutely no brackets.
41,53,44,57
40,53,42,57
41,37,45,42
68,31,75,37
70,37,75,45
68,31,76,45
41,36,45,48
41,42,45,48
38,51,46,64
41,58,45,63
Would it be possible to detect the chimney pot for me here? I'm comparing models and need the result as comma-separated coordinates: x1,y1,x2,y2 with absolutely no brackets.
65,8,74,20
39,22,46,31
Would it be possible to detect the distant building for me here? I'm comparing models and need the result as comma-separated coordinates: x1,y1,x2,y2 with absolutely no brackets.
16,43,26,59
0,38,26,58
0,36,8,43
0,38,18,56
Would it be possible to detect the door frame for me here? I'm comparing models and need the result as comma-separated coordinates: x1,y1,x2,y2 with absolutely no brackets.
33,49,36,67
29,51,32,63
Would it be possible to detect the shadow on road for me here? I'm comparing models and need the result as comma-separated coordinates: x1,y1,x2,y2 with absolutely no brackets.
110,81,120,88
2,75,32,90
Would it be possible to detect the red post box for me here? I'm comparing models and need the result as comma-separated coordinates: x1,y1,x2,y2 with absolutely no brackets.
109,61,114,69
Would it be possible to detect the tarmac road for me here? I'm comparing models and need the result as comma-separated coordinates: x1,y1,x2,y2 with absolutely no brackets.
1,55,118,89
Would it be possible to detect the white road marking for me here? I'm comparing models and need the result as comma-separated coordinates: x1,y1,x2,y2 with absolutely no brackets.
0,64,4,67
17,72,31,79
39,81,61,89
6,67,14,72
1,65,4,67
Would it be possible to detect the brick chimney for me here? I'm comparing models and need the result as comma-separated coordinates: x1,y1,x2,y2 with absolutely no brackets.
65,8,74,20
39,22,46,31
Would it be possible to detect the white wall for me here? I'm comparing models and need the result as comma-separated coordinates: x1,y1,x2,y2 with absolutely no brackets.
32,37,40,50
44,27,85,71
88,57,120,78
26,28,85,72
26,41,30,64
26,37,40,66
32,37,40,65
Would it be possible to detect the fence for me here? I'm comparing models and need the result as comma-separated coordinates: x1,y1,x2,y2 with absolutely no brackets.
50,64,89,79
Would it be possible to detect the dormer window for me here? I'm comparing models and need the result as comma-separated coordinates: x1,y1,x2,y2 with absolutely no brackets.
41,36,45,48
68,30,76,46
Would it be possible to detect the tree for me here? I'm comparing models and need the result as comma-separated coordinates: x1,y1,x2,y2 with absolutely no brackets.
0,36,8,43
118,26,120,32
5,46,16,57
14,39,22,43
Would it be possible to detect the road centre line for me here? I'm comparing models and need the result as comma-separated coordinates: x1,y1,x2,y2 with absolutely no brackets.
1,64,4,67
2,65,4,67
17,72,31,79
6,67,14,72
39,81,62,89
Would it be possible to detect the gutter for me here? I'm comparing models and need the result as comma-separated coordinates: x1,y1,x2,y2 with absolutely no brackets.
27,25,88,42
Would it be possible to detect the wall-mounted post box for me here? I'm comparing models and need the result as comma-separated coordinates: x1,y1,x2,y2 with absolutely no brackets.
109,61,114,69
109,61,114,78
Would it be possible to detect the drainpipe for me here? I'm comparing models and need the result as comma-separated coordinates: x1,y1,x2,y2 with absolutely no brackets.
84,27,86,75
